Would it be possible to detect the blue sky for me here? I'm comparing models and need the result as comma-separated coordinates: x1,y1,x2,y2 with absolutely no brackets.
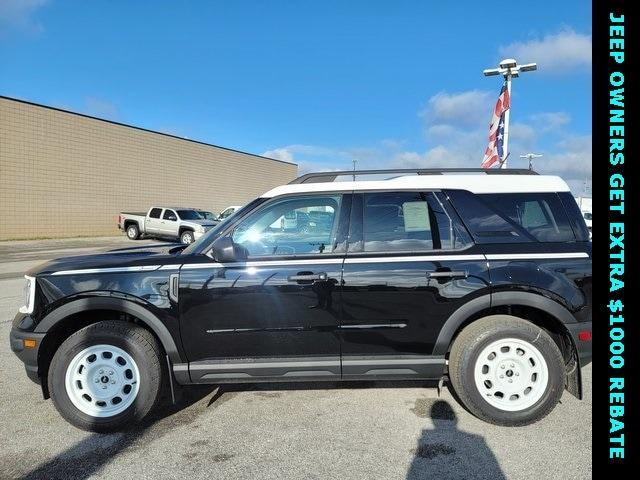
1,1,591,192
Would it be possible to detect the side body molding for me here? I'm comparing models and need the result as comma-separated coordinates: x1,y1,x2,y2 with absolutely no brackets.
432,291,578,356
35,297,183,364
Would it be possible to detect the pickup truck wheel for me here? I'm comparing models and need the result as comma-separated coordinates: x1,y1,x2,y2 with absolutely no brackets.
180,230,194,244
126,224,140,240
448,315,564,426
48,321,163,432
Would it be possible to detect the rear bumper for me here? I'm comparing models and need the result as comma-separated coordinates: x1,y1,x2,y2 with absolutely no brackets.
10,316,46,384
566,321,592,367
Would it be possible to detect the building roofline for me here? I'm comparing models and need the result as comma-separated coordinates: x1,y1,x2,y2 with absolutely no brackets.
0,95,297,167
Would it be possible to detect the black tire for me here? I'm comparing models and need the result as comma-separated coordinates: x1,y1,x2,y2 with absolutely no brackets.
448,315,565,426
48,321,163,433
180,230,194,244
126,224,140,240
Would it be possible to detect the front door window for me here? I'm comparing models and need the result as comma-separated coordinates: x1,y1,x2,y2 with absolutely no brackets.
232,195,342,257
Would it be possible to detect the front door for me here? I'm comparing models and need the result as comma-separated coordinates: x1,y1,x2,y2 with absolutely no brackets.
340,191,490,379
179,193,351,382
161,209,179,237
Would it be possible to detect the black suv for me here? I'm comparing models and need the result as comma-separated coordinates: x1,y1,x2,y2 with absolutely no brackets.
10,169,592,432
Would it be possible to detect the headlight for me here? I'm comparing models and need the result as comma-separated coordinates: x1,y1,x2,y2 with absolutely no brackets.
19,276,36,314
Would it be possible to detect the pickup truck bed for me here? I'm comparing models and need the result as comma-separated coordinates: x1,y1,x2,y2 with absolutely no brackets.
120,211,146,216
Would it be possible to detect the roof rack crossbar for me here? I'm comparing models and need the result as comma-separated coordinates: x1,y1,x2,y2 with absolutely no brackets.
289,168,538,184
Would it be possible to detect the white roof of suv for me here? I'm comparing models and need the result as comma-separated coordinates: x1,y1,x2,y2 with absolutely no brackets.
262,173,571,198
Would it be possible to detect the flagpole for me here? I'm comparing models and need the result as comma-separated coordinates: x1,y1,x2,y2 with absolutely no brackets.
500,72,512,169
483,59,537,169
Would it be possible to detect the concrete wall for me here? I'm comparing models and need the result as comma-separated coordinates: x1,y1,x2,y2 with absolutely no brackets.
0,97,297,240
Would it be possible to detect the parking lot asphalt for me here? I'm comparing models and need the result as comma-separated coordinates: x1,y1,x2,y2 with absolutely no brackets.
0,237,592,480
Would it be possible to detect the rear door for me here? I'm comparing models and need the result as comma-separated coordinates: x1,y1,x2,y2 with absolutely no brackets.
145,208,164,235
179,193,351,382
340,190,491,379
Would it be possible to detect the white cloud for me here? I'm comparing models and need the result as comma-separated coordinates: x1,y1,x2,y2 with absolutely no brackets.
499,29,592,71
262,144,346,164
262,92,590,194
530,134,592,181
262,148,295,163
530,112,571,131
509,123,536,144
423,90,492,127
0,0,48,35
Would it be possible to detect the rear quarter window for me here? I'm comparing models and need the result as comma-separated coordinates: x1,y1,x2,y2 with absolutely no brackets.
558,192,590,241
446,190,576,243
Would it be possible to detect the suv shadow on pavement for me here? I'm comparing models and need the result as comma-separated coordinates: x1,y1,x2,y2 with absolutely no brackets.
406,400,505,480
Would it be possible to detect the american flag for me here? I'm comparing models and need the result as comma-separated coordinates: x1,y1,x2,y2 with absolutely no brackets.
481,83,510,168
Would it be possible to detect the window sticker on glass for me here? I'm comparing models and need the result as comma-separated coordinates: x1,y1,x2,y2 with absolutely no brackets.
402,201,430,232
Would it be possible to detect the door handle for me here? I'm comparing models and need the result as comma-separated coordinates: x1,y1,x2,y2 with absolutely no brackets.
426,270,468,279
287,272,328,282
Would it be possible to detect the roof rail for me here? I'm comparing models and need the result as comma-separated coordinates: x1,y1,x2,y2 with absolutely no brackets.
289,168,538,184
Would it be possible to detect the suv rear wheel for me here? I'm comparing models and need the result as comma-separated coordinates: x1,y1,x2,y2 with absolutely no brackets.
48,321,163,432
448,315,565,426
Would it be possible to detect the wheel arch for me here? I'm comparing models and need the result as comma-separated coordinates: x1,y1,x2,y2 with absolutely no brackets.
434,291,583,398
34,297,183,397
123,220,140,230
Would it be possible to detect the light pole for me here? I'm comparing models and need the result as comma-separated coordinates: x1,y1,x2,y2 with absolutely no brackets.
352,158,357,181
520,153,543,171
484,59,537,169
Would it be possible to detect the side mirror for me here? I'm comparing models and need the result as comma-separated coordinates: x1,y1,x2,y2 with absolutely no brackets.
211,236,247,263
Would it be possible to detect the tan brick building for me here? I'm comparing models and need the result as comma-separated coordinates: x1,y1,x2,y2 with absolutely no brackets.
0,96,297,240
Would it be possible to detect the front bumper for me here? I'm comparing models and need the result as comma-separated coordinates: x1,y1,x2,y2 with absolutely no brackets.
566,321,592,367
10,314,46,384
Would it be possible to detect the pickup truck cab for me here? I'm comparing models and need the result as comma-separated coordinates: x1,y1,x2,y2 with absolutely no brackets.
118,207,218,244
11,169,591,432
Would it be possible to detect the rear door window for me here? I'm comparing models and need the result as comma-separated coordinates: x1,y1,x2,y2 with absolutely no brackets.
149,208,162,219
357,191,472,252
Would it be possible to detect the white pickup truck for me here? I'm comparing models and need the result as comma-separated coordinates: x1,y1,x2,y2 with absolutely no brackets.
118,207,219,244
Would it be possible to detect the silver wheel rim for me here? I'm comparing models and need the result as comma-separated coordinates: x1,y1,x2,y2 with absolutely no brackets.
181,232,193,243
127,227,136,238
474,337,549,412
64,344,140,418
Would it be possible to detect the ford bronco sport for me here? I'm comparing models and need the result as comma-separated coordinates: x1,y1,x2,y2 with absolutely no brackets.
10,168,592,432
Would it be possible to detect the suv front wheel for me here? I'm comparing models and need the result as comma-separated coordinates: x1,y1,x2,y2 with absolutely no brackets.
48,321,163,432
448,315,565,426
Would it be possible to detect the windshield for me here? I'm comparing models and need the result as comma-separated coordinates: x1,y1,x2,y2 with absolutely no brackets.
198,211,216,220
181,199,266,255
177,210,203,220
